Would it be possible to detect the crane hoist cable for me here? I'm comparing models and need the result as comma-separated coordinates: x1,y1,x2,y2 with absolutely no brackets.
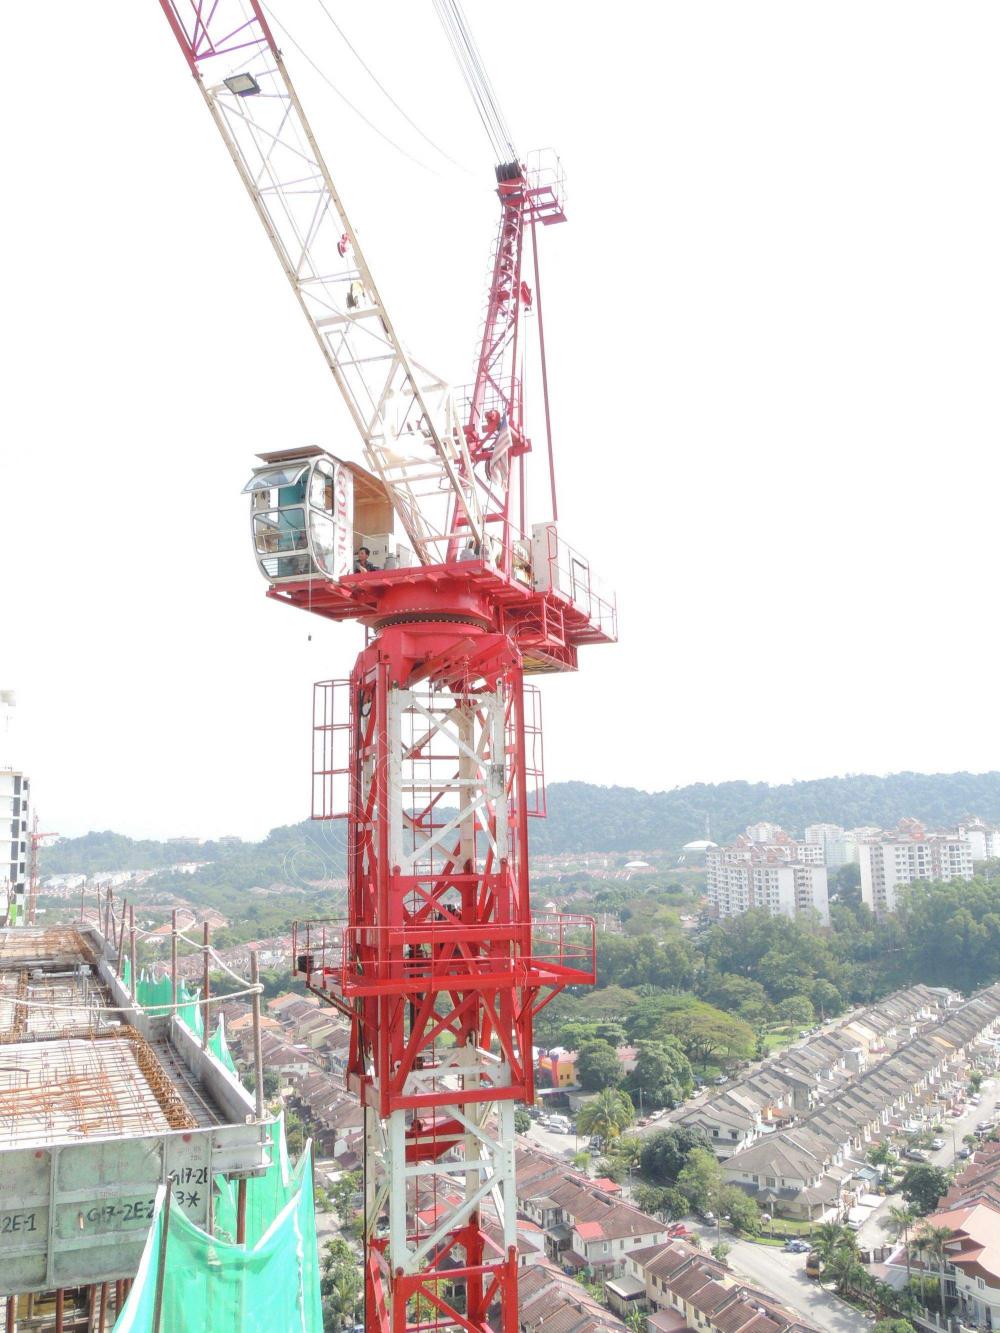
313,0,473,174
263,1,441,174
432,0,517,164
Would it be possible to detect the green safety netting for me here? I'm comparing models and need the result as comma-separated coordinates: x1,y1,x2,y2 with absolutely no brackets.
111,1069,322,1333
121,962,204,1040
113,1117,323,1333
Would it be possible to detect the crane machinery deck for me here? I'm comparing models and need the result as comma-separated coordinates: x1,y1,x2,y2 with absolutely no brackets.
156,3,617,1330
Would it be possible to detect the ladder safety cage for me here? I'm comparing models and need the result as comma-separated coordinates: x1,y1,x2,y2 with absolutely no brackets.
312,679,353,820
515,682,546,818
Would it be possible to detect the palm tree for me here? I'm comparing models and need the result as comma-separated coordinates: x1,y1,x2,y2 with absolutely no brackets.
917,1224,953,1318
825,1245,868,1300
611,1134,643,1173
909,1229,933,1309
884,1204,917,1280
576,1088,636,1144
813,1222,856,1267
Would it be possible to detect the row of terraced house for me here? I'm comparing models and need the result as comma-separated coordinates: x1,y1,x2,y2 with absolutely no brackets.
666,982,1000,1220
508,1147,820,1333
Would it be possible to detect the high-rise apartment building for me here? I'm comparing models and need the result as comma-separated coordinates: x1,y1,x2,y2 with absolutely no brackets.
804,823,861,867
957,820,1000,862
707,830,830,925
0,769,30,926
859,820,974,914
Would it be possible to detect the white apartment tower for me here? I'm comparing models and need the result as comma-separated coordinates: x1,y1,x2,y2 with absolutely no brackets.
957,820,1000,862
1,770,30,926
707,841,830,926
804,823,860,867
860,822,974,914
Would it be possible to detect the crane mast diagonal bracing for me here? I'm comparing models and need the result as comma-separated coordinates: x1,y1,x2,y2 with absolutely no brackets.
155,3,616,1330
158,0,483,563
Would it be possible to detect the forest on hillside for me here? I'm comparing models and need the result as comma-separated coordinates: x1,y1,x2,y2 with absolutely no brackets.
42,769,1000,875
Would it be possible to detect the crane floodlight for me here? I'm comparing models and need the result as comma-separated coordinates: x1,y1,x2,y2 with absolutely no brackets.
223,72,259,96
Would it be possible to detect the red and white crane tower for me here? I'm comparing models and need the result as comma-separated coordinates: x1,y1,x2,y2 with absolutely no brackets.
156,4,616,1330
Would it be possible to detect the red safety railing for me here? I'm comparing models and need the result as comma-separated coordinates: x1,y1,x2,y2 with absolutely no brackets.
292,911,596,999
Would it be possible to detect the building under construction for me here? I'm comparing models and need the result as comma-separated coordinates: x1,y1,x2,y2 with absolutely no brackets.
0,920,272,1331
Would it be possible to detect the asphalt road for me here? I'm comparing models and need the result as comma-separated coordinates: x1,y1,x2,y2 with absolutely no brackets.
856,1076,997,1249
691,1225,875,1333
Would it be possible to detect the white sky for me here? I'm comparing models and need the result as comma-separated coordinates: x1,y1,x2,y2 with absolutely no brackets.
3,3,999,840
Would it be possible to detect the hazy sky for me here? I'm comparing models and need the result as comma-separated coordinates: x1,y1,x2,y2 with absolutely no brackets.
3,3,999,840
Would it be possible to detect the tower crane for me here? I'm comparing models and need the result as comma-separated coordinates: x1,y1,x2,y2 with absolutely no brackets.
155,4,616,1330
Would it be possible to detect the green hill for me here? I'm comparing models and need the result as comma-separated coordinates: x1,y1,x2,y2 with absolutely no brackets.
41,770,1000,878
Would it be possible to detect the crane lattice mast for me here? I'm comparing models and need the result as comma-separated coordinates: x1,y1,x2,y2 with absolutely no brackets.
155,4,616,1331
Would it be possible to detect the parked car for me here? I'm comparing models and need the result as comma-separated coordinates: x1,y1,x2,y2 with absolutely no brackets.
904,1148,928,1161
931,1137,946,1150
805,1252,821,1278
958,1146,973,1159
701,1212,716,1226
783,1239,811,1253
666,1223,690,1238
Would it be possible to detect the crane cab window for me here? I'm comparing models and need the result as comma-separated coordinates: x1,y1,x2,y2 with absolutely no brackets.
246,464,312,578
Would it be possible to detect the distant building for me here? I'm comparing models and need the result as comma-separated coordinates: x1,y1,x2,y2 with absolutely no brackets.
804,823,860,866
537,1048,578,1089
0,770,29,925
958,818,1000,862
706,827,830,925
859,819,974,914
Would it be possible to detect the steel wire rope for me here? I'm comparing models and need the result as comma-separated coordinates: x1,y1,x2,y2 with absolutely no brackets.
2,983,263,1015
312,0,474,174
432,0,509,162
432,0,516,163
262,1,443,176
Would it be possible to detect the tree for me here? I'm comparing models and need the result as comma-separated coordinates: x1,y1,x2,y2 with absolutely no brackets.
514,1109,532,1134
625,1038,693,1110
645,1002,755,1068
901,1164,949,1215
711,1241,731,1261
812,1223,858,1267
576,1088,635,1143
824,1244,868,1300
321,1237,362,1330
916,1224,953,1318
639,1126,710,1184
873,1322,916,1333
576,1040,623,1091
868,1142,898,1168
884,1204,917,1280
677,1148,723,1213
701,974,772,1026
777,996,815,1028
609,1135,643,1174
718,1185,760,1235
633,1183,673,1217
969,1069,985,1093
811,979,843,1019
